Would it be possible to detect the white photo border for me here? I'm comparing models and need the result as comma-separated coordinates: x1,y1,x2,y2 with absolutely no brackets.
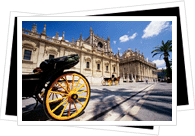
0,12,41,121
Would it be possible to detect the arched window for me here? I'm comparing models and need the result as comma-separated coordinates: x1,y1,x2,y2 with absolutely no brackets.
86,62,90,68
23,50,32,60
97,64,100,70
98,42,103,48
106,66,108,71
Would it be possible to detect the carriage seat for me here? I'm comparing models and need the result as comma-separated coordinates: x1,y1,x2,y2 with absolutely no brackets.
39,54,79,71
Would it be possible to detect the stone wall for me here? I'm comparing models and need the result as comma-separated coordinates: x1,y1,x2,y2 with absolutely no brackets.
22,25,119,85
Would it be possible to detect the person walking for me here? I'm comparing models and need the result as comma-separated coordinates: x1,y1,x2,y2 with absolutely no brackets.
145,78,148,84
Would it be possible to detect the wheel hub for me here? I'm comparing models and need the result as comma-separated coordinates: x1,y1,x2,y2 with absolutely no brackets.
71,94,78,100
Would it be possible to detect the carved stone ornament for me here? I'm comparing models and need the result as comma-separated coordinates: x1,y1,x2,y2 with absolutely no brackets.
84,56,91,62
45,46,58,55
112,64,117,67
104,62,109,66
22,40,37,51
95,59,101,64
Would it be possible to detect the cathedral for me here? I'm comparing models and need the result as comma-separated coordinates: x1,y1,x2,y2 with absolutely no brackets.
22,24,120,85
22,23,157,85
119,49,158,82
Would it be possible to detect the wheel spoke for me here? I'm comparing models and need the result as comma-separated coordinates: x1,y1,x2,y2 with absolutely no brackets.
50,91,68,95
78,96,87,99
51,98,68,113
63,76,71,91
74,78,81,90
55,93,58,99
75,83,85,93
57,82,69,94
59,101,69,117
72,75,74,90
68,100,72,116
49,96,67,103
72,100,78,112
76,90,87,95
52,93,54,100
76,99,83,107
49,93,52,98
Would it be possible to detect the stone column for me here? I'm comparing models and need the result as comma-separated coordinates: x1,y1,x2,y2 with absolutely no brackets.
127,73,129,82
110,60,112,77
80,52,83,74
123,72,125,81
59,47,65,57
37,42,45,67
131,74,133,81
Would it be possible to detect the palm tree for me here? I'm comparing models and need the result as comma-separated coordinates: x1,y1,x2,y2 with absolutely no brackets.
151,40,172,83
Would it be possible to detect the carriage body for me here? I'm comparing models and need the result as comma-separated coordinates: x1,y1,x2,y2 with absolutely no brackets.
22,54,79,97
101,76,120,86
22,54,91,121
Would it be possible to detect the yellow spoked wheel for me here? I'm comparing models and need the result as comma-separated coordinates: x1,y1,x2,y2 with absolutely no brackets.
43,71,90,121
108,79,112,86
114,81,118,85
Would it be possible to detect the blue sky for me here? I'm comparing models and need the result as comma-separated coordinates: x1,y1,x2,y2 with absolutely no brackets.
22,21,172,69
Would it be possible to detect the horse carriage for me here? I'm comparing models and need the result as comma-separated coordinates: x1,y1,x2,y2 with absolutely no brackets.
22,54,91,121
101,75,120,86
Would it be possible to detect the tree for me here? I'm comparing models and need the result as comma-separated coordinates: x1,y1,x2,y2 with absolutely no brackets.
165,59,172,78
151,40,172,83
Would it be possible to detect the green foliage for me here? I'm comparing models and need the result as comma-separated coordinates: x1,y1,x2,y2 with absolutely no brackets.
151,40,172,83
151,40,172,58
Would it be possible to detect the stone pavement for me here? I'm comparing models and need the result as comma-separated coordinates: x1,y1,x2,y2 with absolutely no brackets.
22,82,172,121
71,82,155,121
130,82,172,121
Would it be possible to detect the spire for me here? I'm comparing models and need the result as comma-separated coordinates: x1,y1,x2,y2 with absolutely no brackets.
80,33,82,40
61,31,65,40
31,23,37,33
72,38,74,43
90,27,93,36
55,32,59,40
41,24,47,39
107,36,110,41
42,24,46,34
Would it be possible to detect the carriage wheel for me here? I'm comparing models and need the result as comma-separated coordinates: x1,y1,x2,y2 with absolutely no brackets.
101,80,106,86
43,71,90,121
115,81,118,85
108,79,112,86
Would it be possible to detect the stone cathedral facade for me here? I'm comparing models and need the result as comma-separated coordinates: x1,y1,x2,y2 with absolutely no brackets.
119,49,158,82
22,24,120,85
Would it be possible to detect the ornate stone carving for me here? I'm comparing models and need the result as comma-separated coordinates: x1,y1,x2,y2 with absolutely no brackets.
104,62,109,66
22,40,37,51
45,46,58,55
95,59,101,64
84,56,91,62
